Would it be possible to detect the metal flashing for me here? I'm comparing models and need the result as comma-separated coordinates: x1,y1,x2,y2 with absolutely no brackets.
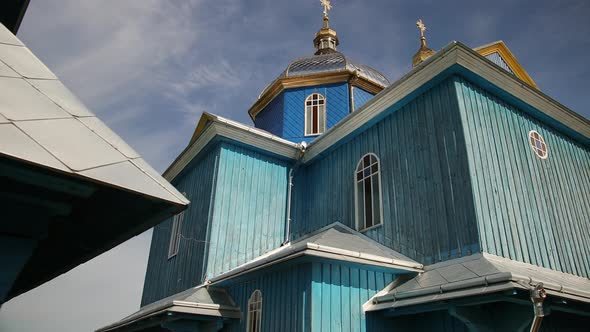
366,253,590,312
208,222,423,285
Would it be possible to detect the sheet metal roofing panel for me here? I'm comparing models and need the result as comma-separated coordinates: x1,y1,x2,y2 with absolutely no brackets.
96,286,238,332
0,123,68,171
16,118,128,171
0,77,72,120
80,161,180,203
0,23,23,46
0,43,56,79
0,60,19,77
79,117,140,158
27,79,94,117
0,24,188,205
371,253,590,310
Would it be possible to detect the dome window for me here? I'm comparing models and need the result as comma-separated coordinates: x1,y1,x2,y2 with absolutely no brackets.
305,93,326,136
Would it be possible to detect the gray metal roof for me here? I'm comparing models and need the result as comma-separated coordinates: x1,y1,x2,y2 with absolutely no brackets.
283,52,390,87
210,222,423,284
258,52,390,98
367,253,590,312
0,23,188,206
96,286,240,332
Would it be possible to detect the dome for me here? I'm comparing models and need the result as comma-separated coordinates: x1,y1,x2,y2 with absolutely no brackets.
283,52,390,87
258,52,390,99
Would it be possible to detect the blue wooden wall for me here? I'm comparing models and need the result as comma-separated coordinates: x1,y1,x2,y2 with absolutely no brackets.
254,83,351,143
366,311,468,332
141,146,220,306
283,83,350,143
254,92,285,137
310,262,396,332
225,263,312,332
205,142,290,278
353,87,374,111
292,78,480,264
455,76,590,278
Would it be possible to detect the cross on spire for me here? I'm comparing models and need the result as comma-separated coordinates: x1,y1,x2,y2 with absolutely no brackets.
320,0,332,17
416,19,426,38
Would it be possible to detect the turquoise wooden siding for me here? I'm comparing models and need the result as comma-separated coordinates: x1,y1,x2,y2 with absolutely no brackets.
353,87,374,111
310,262,396,332
484,52,514,74
225,263,312,332
141,146,220,306
283,83,350,143
205,142,290,278
455,77,590,278
292,78,480,264
254,92,285,137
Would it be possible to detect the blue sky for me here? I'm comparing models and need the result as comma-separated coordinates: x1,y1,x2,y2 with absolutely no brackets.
0,0,589,331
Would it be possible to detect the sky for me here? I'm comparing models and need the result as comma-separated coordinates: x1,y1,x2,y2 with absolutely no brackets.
0,0,589,331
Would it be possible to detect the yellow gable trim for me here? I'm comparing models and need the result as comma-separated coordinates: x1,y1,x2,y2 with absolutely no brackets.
475,41,539,90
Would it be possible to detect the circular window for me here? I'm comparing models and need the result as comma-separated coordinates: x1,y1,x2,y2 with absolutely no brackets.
528,130,548,159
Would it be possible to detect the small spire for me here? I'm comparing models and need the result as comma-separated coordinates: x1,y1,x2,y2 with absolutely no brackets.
412,18,436,67
314,0,339,55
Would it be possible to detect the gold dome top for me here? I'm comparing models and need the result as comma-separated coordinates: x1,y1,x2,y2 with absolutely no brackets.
412,19,436,67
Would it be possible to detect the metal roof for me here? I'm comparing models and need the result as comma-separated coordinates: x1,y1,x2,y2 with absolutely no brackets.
258,52,390,98
210,222,423,284
0,23,188,206
367,253,590,312
283,52,390,86
96,286,240,332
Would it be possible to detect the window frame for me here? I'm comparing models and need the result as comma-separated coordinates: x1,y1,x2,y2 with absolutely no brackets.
304,93,327,137
167,209,185,259
528,130,549,159
354,153,384,232
246,289,262,332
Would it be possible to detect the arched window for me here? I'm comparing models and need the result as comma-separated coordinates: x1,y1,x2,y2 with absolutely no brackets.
247,290,262,332
355,153,383,231
305,93,326,136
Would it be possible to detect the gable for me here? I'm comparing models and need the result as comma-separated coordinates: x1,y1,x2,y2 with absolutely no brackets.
475,40,539,89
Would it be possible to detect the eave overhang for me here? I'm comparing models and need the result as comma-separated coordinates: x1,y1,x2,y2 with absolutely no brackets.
248,71,386,121
365,253,590,314
208,223,423,286
96,286,240,332
0,0,30,34
164,113,301,181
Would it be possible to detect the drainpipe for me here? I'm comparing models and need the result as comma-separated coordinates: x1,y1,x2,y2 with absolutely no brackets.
283,141,307,245
529,283,547,332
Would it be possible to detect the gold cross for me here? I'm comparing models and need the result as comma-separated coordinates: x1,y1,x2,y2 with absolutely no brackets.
320,0,332,17
417,19,426,38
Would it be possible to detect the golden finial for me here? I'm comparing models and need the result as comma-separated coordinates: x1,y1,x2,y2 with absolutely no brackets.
417,19,426,39
412,18,436,67
314,0,339,55
320,0,332,17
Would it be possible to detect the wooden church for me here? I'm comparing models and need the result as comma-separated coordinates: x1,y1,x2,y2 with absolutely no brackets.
99,2,590,331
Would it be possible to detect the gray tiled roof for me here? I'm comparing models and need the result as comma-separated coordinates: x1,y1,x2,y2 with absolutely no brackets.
0,23,188,206
367,253,590,312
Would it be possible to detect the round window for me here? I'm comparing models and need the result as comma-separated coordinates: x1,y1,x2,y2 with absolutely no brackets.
528,130,548,159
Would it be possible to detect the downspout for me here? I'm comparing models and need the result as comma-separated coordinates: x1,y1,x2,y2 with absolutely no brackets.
283,141,307,245
529,283,547,332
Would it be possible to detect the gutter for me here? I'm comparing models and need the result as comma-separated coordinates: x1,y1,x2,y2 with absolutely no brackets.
283,141,307,245
529,283,547,332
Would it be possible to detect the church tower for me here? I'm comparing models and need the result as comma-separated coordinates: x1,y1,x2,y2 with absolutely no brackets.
248,0,390,143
